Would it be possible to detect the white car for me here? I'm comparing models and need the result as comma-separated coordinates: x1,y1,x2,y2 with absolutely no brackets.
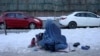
59,11,100,28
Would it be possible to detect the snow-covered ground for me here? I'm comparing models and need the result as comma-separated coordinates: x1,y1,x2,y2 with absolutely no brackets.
37,17,59,20
0,28,100,56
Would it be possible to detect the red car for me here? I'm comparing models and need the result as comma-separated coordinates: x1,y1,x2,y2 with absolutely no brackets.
0,12,42,29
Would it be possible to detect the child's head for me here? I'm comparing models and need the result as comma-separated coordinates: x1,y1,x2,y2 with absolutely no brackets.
36,33,43,42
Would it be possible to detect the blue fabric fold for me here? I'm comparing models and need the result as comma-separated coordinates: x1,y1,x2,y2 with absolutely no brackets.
38,19,68,51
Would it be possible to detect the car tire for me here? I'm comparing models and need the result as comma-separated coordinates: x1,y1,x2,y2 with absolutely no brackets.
68,21,77,29
29,23,36,29
0,23,5,29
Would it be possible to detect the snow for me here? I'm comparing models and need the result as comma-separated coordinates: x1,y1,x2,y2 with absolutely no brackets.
0,28,100,56
37,17,59,20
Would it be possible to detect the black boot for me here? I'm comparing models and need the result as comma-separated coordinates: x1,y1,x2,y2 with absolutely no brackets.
73,42,80,47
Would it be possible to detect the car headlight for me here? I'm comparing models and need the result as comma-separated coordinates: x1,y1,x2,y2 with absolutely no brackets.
34,19,40,22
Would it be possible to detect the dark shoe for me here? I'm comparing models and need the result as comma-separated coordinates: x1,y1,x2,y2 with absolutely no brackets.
81,45,90,50
73,42,80,47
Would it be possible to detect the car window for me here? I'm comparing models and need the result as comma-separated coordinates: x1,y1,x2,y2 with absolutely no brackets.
75,13,81,17
16,13,25,18
5,13,15,18
82,13,87,17
75,13,86,17
86,13,97,18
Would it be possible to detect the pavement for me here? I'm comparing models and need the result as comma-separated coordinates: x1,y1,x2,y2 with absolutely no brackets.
0,48,100,56
0,29,30,34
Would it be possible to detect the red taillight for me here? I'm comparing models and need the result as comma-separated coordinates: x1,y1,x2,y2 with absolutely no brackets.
61,18,66,20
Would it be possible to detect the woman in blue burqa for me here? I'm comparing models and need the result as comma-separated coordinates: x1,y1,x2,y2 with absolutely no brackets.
38,19,68,51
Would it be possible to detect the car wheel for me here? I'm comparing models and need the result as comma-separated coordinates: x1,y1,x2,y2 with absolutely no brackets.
0,24,5,29
29,23,36,29
68,21,77,29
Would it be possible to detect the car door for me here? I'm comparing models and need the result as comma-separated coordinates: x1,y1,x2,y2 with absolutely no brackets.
86,13,100,26
4,13,17,28
15,13,29,28
74,13,87,26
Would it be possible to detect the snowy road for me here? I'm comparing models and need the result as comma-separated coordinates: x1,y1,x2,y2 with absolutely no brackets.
0,48,100,56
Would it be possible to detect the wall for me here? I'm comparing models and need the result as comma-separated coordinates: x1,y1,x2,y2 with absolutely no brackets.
0,0,100,16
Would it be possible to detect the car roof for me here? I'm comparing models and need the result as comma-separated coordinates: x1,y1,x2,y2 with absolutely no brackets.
1,12,29,16
69,11,95,16
73,11,93,14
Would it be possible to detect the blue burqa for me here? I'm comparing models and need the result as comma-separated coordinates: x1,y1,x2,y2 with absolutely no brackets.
38,19,68,51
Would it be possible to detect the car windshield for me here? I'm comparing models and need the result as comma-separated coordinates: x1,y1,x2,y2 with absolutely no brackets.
86,13,97,18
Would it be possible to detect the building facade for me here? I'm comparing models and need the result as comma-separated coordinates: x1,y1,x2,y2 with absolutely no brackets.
0,0,100,16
